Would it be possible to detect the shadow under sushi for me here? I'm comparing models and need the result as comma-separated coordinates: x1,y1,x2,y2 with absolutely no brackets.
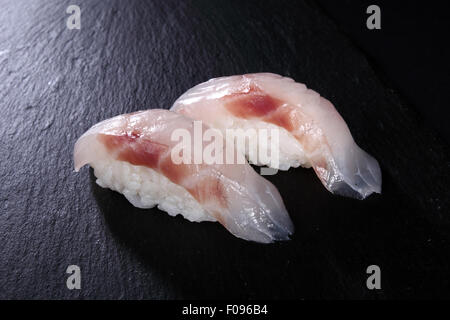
89,168,351,299
90,164,450,299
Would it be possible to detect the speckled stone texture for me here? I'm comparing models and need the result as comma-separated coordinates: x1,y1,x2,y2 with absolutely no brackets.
0,0,449,299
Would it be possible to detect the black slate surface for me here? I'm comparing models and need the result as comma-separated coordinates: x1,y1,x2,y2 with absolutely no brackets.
317,0,450,145
0,0,449,299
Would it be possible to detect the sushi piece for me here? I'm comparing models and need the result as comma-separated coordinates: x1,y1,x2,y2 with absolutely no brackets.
171,73,381,199
74,109,293,243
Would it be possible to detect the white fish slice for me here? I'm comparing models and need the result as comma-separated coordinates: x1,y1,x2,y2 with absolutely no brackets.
74,109,293,243
171,73,382,199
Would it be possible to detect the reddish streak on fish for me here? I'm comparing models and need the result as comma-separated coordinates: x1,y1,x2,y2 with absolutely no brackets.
225,85,281,118
160,158,228,208
101,133,228,209
224,83,333,184
99,133,167,169
189,175,228,208
224,85,301,133
266,106,301,132
159,156,193,184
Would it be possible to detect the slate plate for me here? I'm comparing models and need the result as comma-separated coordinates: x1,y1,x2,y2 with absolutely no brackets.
0,0,449,299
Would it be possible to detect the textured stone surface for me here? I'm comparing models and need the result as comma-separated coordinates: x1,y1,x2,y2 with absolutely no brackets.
0,0,449,299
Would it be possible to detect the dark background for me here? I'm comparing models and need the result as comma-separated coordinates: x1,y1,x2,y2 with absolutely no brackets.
0,0,449,299
317,0,450,144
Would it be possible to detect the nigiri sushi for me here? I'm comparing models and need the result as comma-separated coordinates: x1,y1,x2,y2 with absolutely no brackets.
74,109,293,243
171,73,381,200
